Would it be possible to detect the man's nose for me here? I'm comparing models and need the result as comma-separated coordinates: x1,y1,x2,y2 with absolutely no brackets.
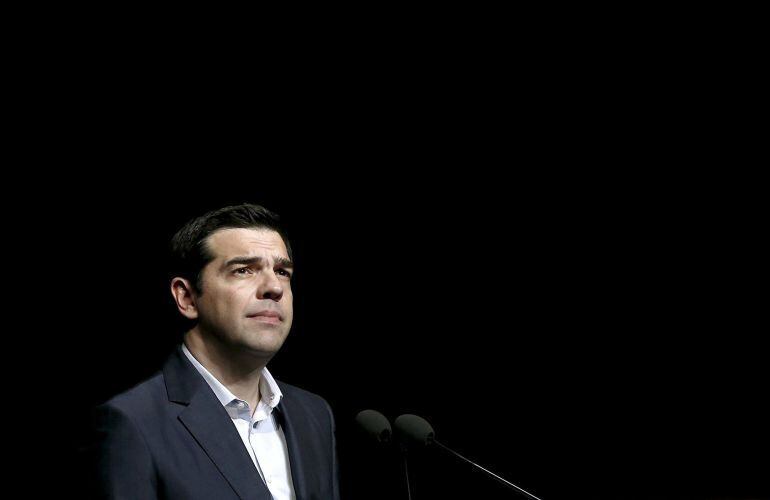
257,271,284,301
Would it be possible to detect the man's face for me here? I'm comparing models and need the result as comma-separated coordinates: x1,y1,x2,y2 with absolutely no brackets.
193,227,294,358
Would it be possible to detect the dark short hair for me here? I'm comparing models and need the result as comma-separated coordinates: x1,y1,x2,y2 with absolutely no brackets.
169,203,292,294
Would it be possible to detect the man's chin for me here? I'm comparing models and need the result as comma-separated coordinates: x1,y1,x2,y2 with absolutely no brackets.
242,335,287,357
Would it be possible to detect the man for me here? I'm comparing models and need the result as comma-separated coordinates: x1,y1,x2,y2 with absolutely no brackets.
93,204,339,499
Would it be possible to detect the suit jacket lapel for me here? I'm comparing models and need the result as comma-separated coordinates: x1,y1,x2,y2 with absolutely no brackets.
164,348,273,500
278,394,323,500
180,391,273,500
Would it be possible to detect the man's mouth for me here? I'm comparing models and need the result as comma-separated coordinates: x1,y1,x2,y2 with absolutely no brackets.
246,311,282,324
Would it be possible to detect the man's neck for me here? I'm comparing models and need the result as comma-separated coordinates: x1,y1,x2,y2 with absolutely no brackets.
184,328,268,410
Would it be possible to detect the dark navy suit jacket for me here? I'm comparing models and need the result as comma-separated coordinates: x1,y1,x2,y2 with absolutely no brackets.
93,347,340,499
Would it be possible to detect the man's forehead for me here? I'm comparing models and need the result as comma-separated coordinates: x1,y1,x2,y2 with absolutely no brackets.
206,228,288,259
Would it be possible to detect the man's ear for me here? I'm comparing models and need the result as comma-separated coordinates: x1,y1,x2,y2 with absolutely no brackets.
171,277,199,320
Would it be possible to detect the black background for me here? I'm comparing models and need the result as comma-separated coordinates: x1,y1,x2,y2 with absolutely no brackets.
25,169,764,500
6,18,766,497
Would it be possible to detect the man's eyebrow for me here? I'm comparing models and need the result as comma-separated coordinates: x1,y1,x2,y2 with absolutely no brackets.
223,256,294,269
274,257,294,269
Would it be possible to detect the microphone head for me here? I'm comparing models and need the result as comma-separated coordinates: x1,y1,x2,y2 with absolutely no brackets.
394,414,435,447
355,409,392,444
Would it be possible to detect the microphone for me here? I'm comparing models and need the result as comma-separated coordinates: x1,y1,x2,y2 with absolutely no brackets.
355,410,415,500
355,409,392,445
393,414,435,446
394,414,542,500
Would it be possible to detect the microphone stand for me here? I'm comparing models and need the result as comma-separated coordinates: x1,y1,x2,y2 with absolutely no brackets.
400,443,413,500
403,452,413,500
432,439,542,500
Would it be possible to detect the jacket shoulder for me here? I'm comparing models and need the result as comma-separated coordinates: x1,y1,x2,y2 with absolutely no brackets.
277,380,329,405
277,380,334,419
98,372,168,422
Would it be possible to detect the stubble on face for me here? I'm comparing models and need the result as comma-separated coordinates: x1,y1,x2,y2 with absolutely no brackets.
192,228,294,362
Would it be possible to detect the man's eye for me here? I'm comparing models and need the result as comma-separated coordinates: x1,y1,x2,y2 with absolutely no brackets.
234,268,253,275
277,269,292,278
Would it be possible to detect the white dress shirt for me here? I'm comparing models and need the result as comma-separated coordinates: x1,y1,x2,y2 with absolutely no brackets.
182,344,296,500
